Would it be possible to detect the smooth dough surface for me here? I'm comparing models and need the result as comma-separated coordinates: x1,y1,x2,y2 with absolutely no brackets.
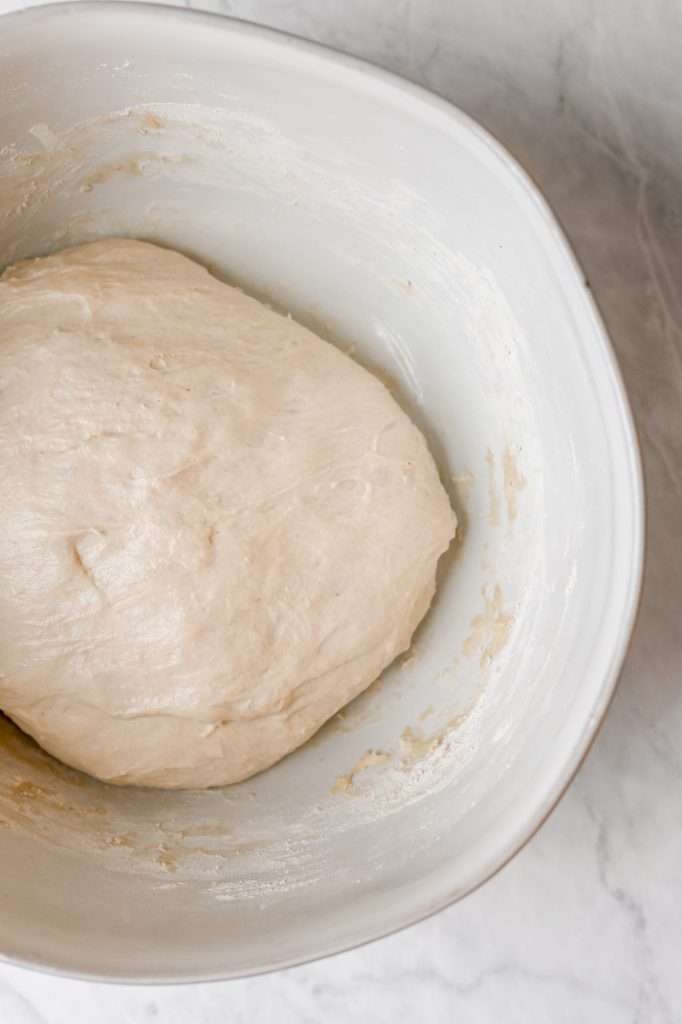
0,239,455,788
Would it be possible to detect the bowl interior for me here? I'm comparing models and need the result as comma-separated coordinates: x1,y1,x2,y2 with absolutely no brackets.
0,5,642,980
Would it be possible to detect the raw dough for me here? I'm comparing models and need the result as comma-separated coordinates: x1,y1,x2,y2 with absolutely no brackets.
0,239,455,788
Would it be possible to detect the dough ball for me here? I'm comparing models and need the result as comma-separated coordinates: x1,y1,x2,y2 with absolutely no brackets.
0,239,455,788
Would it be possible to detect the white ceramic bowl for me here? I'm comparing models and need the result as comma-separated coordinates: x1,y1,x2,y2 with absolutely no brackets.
0,3,643,982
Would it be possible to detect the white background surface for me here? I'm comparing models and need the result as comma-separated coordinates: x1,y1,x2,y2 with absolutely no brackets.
0,1,680,1021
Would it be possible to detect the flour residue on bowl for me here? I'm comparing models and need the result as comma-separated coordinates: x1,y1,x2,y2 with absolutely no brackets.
503,445,526,523
463,585,514,667
485,449,500,526
331,749,392,794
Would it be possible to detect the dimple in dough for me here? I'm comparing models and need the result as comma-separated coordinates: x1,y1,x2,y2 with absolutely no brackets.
0,239,456,789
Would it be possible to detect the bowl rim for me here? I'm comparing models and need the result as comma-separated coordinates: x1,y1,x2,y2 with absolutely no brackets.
0,0,645,986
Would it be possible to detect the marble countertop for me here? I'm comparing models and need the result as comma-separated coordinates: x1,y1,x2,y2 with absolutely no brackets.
0,1,680,1021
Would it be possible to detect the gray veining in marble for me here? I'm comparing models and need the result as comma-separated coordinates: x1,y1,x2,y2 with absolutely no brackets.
0,1,680,1021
